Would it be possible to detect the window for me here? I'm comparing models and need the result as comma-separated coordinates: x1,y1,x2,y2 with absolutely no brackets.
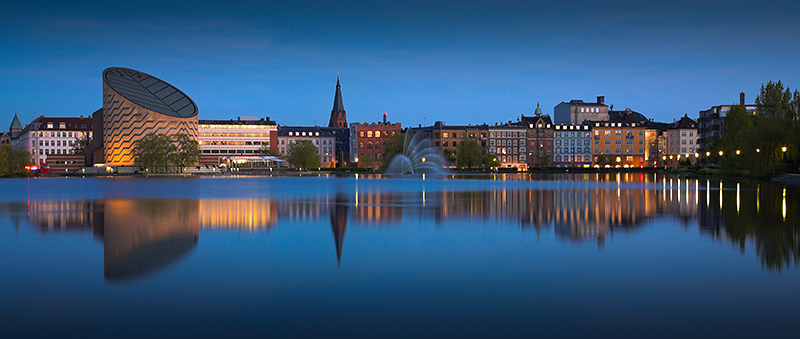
367,131,373,137
442,132,449,138
375,131,381,137
615,148,621,154
639,148,644,153
615,139,622,145
360,131,364,137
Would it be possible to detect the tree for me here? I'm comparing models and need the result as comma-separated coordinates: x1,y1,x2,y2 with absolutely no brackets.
456,139,483,169
358,154,374,170
134,133,174,173
538,154,552,167
442,149,456,167
0,144,32,177
379,133,405,170
483,154,500,170
287,140,320,170
72,132,92,154
170,133,200,173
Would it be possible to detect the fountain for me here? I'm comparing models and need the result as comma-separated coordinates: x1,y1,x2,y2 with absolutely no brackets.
386,132,448,175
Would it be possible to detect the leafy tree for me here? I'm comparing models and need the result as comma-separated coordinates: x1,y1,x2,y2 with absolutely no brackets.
134,133,175,173
442,148,456,167
358,154,374,170
170,133,200,173
483,154,500,170
456,139,483,169
72,132,93,154
287,140,320,170
0,144,32,177
538,154,552,167
379,133,405,170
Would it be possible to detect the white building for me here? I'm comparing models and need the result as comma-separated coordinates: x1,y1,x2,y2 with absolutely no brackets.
12,115,93,165
274,126,336,168
554,96,609,124
552,124,592,167
667,114,699,158
198,117,277,165
488,123,528,170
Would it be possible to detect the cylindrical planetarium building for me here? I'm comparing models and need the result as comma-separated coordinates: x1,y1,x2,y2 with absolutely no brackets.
102,67,198,166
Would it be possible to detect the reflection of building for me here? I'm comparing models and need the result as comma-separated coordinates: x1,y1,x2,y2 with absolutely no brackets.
198,199,278,231
94,199,200,282
330,193,349,267
26,200,94,233
198,117,277,165
101,67,199,166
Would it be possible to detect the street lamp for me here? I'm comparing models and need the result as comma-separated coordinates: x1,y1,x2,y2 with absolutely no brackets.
736,150,740,155
719,151,723,156
756,149,760,153
706,151,710,157
421,157,426,162
782,146,787,153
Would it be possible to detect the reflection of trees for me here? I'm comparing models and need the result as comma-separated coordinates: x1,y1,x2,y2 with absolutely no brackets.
699,181,800,272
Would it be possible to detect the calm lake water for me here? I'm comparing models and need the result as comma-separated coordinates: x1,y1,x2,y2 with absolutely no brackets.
1,173,799,338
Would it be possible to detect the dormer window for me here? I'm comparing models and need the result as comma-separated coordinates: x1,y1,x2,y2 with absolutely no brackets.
59,122,66,129
47,122,53,129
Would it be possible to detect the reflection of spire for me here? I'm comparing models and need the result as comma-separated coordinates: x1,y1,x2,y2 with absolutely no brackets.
330,193,350,268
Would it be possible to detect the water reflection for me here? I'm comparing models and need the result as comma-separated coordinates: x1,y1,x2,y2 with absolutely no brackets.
3,174,798,275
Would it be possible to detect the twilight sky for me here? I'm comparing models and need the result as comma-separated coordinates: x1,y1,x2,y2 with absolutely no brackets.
2,0,799,128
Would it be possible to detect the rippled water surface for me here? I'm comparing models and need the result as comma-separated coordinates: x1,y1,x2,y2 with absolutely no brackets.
1,173,799,338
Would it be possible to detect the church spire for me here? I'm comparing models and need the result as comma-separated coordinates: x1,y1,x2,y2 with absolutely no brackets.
534,102,543,116
9,111,23,131
329,75,347,127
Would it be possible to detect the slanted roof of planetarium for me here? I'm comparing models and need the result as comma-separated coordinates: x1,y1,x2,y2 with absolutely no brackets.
103,67,198,118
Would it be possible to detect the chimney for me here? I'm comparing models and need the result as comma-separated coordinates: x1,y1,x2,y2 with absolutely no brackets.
597,96,605,105
383,112,387,124
740,92,745,105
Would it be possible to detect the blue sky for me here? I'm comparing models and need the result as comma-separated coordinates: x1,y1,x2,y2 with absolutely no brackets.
2,0,799,127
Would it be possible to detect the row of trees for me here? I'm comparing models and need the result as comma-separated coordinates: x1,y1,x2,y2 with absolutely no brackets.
0,144,32,177
134,133,200,173
713,80,800,176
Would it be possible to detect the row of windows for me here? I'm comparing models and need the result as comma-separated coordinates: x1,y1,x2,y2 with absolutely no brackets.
201,150,261,154
598,139,645,145
556,140,591,146
579,107,601,113
555,155,591,162
200,141,266,146
35,140,74,147
594,130,644,136
33,148,74,155
595,148,645,154
497,155,524,163
37,131,90,138
199,132,269,137
555,147,591,154
358,130,397,138
278,139,332,145
489,147,525,155
360,142,386,149
554,131,591,138
489,139,525,147
436,132,486,139
489,131,526,138
199,125,275,129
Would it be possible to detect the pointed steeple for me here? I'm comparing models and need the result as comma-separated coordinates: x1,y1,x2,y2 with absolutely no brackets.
330,193,349,269
534,102,543,116
329,75,347,128
9,112,23,131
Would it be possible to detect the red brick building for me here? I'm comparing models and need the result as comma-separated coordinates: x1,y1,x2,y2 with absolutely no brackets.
350,113,402,170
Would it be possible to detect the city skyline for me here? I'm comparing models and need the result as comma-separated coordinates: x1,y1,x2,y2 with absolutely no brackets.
2,1,799,127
